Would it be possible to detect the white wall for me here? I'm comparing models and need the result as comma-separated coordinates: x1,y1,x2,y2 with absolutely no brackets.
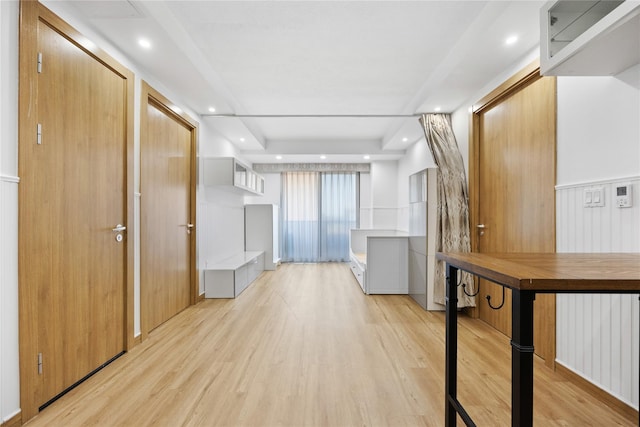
368,161,400,229
359,172,372,228
555,70,640,409
396,139,436,231
0,1,20,423
197,121,246,294
556,68,640,186
245,173,281,206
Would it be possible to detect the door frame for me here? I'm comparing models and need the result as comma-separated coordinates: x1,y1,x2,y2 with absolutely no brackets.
18,1,135,421
470,60,546,250
468,59,557,366
139,81,199,340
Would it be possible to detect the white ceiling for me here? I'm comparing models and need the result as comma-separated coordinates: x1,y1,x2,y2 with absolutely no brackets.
45,0,545,163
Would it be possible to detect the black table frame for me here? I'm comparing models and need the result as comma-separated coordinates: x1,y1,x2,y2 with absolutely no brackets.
445,264,534,426
444,263,639,427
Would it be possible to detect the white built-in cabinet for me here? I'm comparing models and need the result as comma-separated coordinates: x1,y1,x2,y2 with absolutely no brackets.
245,204,280,270
540,0,640,76
203,157,265,196
407,168,442,311
204,252,264,298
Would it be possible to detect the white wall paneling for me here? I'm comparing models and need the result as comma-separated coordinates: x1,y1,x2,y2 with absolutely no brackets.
556,177,640,409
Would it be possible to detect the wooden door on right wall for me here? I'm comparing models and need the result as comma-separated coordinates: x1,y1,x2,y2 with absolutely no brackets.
471,64,557,366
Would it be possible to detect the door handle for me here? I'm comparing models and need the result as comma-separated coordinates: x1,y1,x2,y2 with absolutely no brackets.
476,224,486,229
186,223,194,234
112,224,127,232
476,224,485,236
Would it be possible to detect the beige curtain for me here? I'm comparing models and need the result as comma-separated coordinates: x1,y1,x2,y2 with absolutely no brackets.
419,114,475,307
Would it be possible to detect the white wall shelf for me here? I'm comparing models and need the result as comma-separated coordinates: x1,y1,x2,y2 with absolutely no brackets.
202,157,265,196
540,0,640,76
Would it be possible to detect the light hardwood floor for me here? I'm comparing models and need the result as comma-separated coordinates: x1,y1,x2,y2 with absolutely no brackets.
24,263,635,426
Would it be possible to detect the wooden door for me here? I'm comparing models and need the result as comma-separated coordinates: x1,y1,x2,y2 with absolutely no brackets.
141,83,197,335
18,3,134,419
470,63,557,365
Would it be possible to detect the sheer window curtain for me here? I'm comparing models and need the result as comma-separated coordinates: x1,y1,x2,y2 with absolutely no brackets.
281,172,319,262
319,172,357,261
281,171,357,263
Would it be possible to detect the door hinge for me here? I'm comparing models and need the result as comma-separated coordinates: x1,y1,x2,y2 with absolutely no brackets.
37,353,43,375
37,123,42,145
37,52,42,73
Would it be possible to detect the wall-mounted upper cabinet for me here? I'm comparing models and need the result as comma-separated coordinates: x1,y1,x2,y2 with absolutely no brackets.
540,0,640,76
203,157,264,196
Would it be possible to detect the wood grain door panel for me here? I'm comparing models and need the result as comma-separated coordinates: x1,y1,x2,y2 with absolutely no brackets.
22,18,126,406
472,68,556,364
141,89,195,334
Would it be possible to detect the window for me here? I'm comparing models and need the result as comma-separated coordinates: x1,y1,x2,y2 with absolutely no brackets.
281,172,358,262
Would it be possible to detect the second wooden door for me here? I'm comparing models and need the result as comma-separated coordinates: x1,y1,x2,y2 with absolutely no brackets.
141,84,197,334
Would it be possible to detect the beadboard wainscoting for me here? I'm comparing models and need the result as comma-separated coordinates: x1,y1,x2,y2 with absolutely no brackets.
0,175,20,424
556,176,640,409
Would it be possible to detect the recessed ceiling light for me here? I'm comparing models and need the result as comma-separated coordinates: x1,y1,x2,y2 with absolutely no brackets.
320,155,327,160
363,155,370,160
208,107,216,113
505,35,518,45
138,38,152,49
239,138,245,142
434,106,442,112
402,137,408,142
276,155,283,160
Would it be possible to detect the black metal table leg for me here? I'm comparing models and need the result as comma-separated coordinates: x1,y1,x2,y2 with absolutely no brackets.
445,264,458,427
511,289,535,427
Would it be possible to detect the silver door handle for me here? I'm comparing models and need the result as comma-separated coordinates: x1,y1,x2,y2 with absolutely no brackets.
186,223,194,234
112,224,127,232
476,224,486,229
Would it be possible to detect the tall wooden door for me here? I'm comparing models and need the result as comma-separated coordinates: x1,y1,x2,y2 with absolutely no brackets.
141,83,197,335
471,64,556,365
18,3,134,420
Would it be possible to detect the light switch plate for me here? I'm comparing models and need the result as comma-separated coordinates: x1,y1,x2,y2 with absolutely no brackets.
584,186,605,208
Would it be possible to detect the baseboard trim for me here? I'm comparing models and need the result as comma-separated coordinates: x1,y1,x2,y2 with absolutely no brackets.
1,411,22,427
555,362,639,422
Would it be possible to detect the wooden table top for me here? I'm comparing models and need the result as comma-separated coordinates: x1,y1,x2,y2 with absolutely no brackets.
435,252,640,292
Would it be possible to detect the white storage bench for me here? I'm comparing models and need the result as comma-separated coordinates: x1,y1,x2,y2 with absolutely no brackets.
204,251,264,298
349,229,408,295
